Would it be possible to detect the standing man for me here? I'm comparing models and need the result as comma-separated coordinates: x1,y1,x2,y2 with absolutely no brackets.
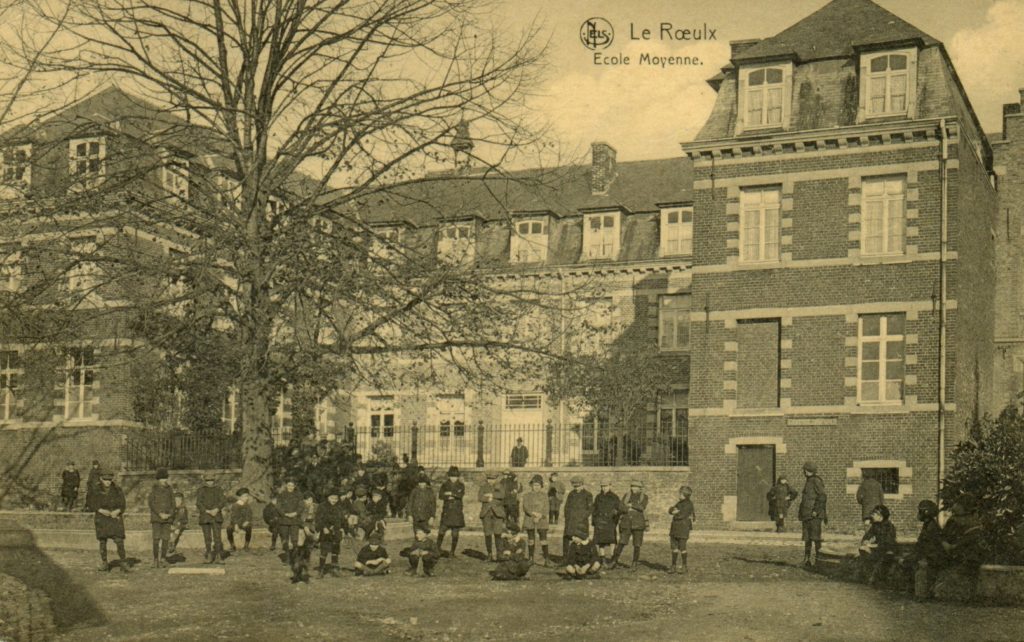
196,473,226,564
437,466,465,557
84,460,102,512
60,462,81,512
408,473,437,536
510,438,529,468
611,479,648,570
94,471,128,573
799,462,828,567
562,476,593,561
592,480,623,568
501,469,522,527
856,471,884,531
478,471,506,561
147,468,175,568
277,478,304,557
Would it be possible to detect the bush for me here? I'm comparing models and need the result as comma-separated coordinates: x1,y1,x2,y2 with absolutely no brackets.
941,401,1024,565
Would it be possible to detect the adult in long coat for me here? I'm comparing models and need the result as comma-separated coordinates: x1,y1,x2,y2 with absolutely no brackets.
856,473,885,527
561,476,593,560
93,472,128,572
196,473,227,564
798,461,828,566
84,460,101,512
592,482,623,564
407,475,437,535
437,466,465,556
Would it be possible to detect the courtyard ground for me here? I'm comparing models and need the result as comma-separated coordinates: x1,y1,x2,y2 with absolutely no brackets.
8,533,1022,642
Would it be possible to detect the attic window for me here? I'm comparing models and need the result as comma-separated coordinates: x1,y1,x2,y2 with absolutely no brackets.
860,49,917,120
1,144,31,186
161,156,189,200
661,208,693,257
737,64,791,133
69,137,106,188
583,212,620,260
511,219,548,264
438,222,475,265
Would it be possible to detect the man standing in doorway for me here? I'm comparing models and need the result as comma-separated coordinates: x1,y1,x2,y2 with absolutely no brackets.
799,461,827,567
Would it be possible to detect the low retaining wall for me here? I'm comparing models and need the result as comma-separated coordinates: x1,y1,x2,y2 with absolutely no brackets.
0,573,55,642
978,564,1024,605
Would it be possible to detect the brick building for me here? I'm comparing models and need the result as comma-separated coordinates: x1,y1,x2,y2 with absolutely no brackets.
681,0,998,531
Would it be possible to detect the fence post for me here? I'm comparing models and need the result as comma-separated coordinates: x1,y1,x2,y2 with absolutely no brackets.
476,421,485,468
544,420,554,467
410,421,419,465
345,422,355,445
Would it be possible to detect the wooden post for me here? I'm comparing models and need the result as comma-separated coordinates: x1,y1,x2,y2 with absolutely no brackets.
410,421,419,465
544,420,554,467
476,421,485,468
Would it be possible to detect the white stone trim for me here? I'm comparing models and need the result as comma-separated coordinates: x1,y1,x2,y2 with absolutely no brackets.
721,495,737,522
724,435,787,455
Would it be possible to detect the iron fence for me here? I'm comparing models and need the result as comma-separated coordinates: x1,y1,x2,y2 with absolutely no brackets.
124,430,243,470
353,422,688,468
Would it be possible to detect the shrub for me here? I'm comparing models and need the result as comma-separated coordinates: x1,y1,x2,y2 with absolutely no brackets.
941,401,1024,565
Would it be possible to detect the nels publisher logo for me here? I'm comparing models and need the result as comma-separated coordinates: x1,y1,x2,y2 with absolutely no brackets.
580,17,613,50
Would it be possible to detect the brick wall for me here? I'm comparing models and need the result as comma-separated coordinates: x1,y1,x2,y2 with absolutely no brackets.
992,109,1024,410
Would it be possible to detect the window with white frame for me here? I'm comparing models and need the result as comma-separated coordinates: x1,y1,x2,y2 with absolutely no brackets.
861,176,906,256
510,219,548,263
661,207,693,256
658,390,689,465
314,396,334,437
659,295,690,351
740,186,781,263
69,137,106,183
221,387,238,433
272,391,292,444
505,393,542,410
583,212,619,259
580,413,608,454
64,348,95,420
864,51,911,117
436,393,466,438
0,350,18,421
67,236,100,293
0,245,22,292
1,145,31,185
438,223,475,264
858,313,905,404
368,395,396,438
742,66,786,129
161,155,189,200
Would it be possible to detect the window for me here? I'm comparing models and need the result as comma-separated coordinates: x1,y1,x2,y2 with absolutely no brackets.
659,295,690,351
865,52,910,116
861,176,906,256
510,219,548,263
369,227,400,261
272,391,292,444
858,313,905,404
69,137,106,185
438,223,475,265
67,236,100,293
314,396,334,437
221,388,238,433
742,66,785,129
661,207,693,256
580,414,608,454
658,391,689,466
161,156,189,200
505,393,542,410
0,246,22,292
862,467,900,495
368,395,396,438
0,350,18,421
436,394,466,438
737,319,780,409
1,144,30,185
583,212,619,259
64,348,95,420
740,187,781,263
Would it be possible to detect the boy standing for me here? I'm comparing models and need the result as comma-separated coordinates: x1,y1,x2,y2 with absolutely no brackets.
84,460,101,512
196,473,226,564
169,491,188,555
402,526,441,577
437,466,465,557
147,468,175,568
94,471,129,573
562,476,592,560
767,476,798,533
277,478,304,556
501,469,522,527
548,472,566,524
226,488,253,552
407,474,436,535
521,475,550,565
315,488,348,577
667,485,695,574
612,480,648,570
591,481,622,567
478,472,506,561
262,495,282,551
354,532,391,576
60,462,81,511
798,462,828,567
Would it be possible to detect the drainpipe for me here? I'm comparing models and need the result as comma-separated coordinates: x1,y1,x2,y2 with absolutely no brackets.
937,119,949,500
557,266,566,447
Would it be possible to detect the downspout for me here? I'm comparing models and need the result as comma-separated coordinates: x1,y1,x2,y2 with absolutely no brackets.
937,119,949,499
558,266,566,442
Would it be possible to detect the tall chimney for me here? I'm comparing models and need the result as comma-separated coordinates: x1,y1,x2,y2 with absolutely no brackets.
590,141,617,195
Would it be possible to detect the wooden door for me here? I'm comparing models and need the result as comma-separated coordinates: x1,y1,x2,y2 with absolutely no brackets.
736,445,775,521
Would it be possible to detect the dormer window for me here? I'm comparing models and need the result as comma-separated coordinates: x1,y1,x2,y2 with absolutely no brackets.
860,49,917,120
583,212,619,260
69,137,106,186
511,219,548,263
161,155,189,200
370,226,401,261
1,144,31,186
661,207,693,256
438,222,475,265
737,64,791,133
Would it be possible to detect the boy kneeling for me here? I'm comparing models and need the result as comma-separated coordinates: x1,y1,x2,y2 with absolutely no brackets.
563,527,601,579
491,523,531,581
354,532,391,576
401,526,440,577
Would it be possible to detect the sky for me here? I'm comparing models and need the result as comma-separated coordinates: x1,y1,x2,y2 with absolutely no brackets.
489,0,1024,163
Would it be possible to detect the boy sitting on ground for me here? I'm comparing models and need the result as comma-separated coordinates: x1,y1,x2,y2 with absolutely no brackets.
354,532,391,576
858,504,897,584
401,526,441,577
492,523,532,581
563,528,601,579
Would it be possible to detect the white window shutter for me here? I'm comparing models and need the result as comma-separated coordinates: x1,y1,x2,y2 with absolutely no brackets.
736,73,747,134
857,59,868,123
782,66,793,130
906,50,918,119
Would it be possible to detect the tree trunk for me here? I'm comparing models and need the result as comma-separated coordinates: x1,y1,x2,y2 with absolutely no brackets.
240,380,274,502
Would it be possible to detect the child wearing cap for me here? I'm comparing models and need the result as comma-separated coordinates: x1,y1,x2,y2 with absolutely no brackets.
60,462,81,512
226,488,253,552
548,472,566,525
148,468,175,568
491,523,532,580
767,476,799,533
94,471,129,573
437,466,466,557
277,479,304,557
668,485,696,574
365,487,389,539
315,488,348,577
563,527,601,579
408,474,437,536
501,470,522,527
478,472,507,561
611,480,648,571
300,492,318,542
521,475,551,566
354,533,391,576
858,504,897,584
262,494,282,551
798,462,828,567
169,491,188,556
402,526,441,577
591,481,623,568
562,476,592,562
196,474,226,564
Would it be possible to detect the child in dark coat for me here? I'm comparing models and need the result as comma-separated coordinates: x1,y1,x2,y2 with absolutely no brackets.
668,485,696,574
354,533,391,576
901,499,944,598
492,524,532,581
858,504,897,584
766,476,798,533
563,527,601,579
94,472,129,573
169,491,188,556
437,466,466,557
227,488,253,552
315,489,348,577
402,526,441,577
147,468,175,568
263,495,282,551
60,462,81,511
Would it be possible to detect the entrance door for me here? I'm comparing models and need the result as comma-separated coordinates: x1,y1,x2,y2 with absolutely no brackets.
736,445,775,521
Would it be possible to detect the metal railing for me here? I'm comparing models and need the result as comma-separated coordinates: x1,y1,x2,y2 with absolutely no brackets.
124,430,243,470
352,422,688,468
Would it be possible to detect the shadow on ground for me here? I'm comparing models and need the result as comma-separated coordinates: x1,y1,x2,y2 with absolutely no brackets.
0,519,106,631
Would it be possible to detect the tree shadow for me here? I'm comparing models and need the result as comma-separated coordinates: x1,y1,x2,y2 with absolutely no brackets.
0,519,106,631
